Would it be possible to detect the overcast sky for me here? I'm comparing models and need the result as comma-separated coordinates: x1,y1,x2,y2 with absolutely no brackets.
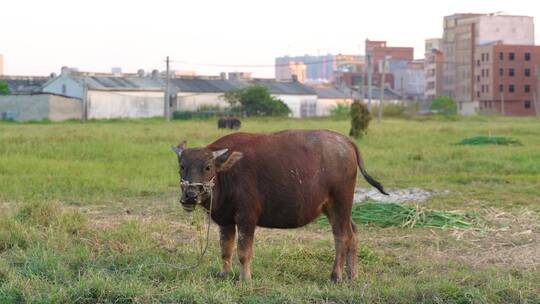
1,0,538,77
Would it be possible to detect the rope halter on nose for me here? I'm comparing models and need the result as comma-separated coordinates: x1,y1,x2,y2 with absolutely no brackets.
180,176,215,194
180,176,216,213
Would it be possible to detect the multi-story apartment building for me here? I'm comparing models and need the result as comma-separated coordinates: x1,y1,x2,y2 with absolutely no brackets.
275,55,335,83
275,54,363,84
0,54,3,76
365,40,414,73
442,13,535,112
475,43,540,116
424,39,443,100
275,61,307,83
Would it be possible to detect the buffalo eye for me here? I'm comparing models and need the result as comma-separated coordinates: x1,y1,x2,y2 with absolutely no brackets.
205,165,211,171
180,165,185,171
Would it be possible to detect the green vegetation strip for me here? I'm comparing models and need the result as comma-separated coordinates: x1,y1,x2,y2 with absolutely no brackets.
458,135,522,146
318,201,479,229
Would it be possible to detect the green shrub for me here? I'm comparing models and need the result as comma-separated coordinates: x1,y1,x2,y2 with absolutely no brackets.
224,86,290,116
372,103,408,118
0,81,9,95
349,100,371,139
329,103,350,119
431,96,457,116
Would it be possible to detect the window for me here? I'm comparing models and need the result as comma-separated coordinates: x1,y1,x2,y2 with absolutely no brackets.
525,52,531,61
486,69,489,77
509,84,515,92
481,69,485,77
477,59,480,66
486,53,490,61
524,101,531,109
499,84,504,92
509,52,515,61
477,75,481,82
481,53,485,61
481,85,485,93
300,100,317,117
525,84,530,92
509,68,515,76
499,52,504,60
499,68,504,76
486,85,489,93
62,84,67,94
477,91,480,98
525,68,531,77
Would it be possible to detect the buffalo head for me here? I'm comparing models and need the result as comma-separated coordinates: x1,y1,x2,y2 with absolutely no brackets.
171,141,243,212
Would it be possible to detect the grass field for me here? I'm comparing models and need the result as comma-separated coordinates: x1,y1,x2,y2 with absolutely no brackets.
0,116,539,303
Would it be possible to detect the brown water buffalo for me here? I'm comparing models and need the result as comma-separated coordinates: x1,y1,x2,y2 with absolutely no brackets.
171,129,388,282
217,117,241,130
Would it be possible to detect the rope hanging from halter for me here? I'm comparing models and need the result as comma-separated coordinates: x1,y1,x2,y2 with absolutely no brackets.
133,176,216,272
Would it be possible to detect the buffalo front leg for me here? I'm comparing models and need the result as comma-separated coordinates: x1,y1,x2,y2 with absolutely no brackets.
237,225,255,281
218,225,236,278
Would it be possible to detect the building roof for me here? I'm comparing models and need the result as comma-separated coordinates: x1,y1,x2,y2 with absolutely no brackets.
0,76,52,93
169,77,316,95
79,75,163,91
311,86,352,99
250,79,316,95
170,78,247,93
364,86,402,100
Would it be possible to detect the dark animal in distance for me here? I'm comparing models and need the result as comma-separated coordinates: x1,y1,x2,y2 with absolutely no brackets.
217,117,241,130
171,129,388,282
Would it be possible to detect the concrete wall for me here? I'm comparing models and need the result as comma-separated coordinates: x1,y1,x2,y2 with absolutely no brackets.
0,94,81,121
176,92,322,118
176,92,227,111
394,69,426,98
87,90,164,119
0,94,49,121
49,95,82,121
458,100,479,116
42,75,83,99
316,98,352,116
275,94,318,118
478,16,535,45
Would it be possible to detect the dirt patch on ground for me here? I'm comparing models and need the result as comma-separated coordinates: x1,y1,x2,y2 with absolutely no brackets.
354,187,450,203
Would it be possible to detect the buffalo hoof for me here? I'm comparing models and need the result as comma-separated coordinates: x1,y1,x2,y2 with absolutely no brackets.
330,273,342,283
217,271,230,279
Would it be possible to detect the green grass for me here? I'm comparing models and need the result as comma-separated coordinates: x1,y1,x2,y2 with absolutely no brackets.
458,135,522,146
0,116,539,303
317,201,480,229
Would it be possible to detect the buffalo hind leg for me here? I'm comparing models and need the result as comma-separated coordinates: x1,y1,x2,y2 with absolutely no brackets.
346,222,358,280
218,225,236,278
327,186,357,282
325,206,351,283
237,224,255,281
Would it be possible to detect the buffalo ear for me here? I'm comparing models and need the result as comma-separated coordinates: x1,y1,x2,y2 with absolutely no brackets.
215,151,243,172
171,140,187,156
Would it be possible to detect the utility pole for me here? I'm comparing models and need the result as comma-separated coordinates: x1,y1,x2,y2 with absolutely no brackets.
367,53,373,112
501,92,505,116
82,77,88,122
378,56,387,122
165,56,170,121
535,66,540,117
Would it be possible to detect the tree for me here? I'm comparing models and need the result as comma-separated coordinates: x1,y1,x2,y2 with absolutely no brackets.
430,96,457,116
224,86,290,117
0,81,9,95
349,100,371,139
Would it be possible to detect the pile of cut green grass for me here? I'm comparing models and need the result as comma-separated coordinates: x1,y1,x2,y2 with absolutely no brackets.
457,135,522,146
318,201,479,229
